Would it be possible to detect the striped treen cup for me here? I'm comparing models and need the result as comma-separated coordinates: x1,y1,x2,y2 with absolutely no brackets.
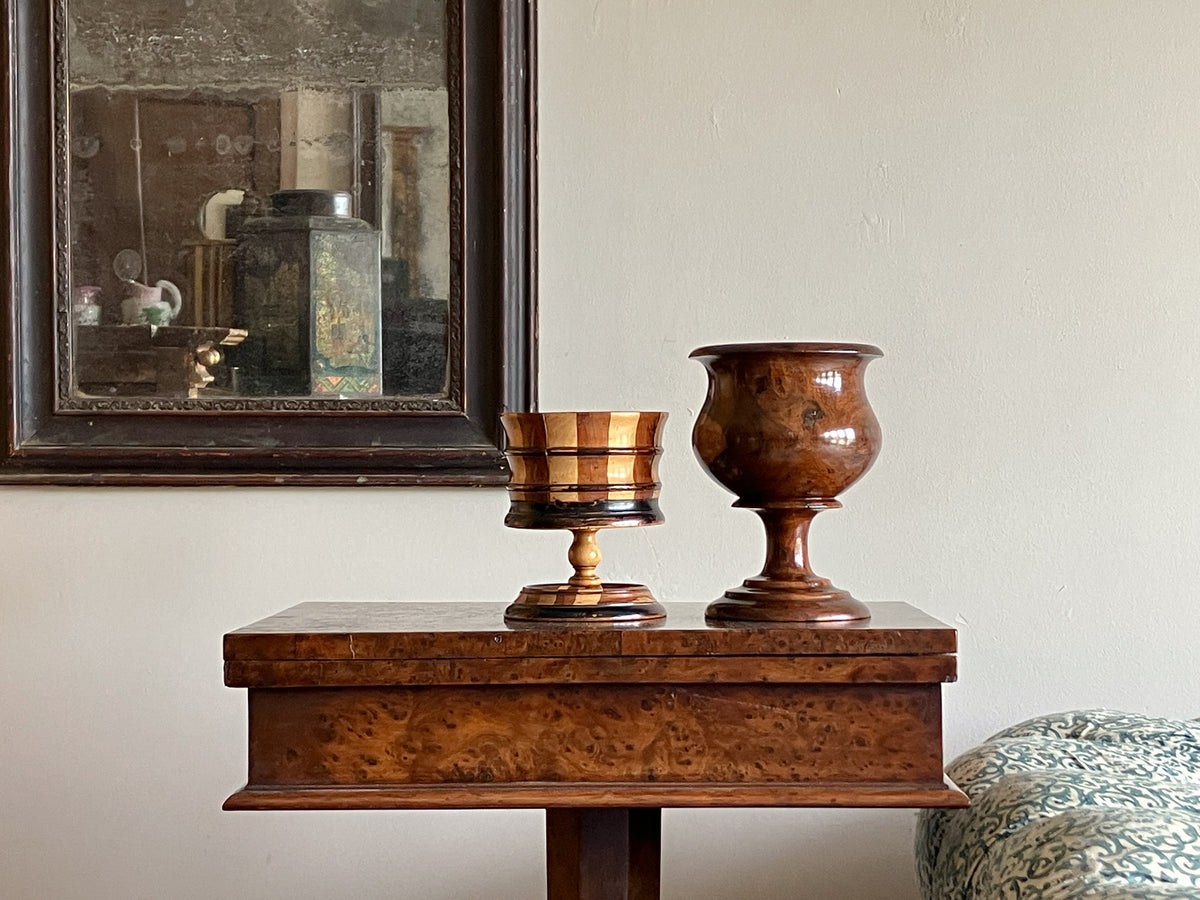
501,411,666,529
499,410,667,624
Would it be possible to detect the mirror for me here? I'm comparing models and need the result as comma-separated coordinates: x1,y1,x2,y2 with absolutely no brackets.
66,1,454,402
2,1,536,484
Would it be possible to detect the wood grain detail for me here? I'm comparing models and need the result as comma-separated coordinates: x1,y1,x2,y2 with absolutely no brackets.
222,601,958,661
225,653,956,688
245,683,944,788
224,601,966,817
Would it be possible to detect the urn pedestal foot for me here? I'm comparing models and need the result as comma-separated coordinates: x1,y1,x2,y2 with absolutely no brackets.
704,501,871,625
705,592,870,624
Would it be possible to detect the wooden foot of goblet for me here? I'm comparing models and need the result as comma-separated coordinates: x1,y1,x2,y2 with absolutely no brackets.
690,342,884,624
502,411,667,625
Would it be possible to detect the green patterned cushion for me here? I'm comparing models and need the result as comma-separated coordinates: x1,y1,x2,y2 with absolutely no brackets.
917,710,1200,898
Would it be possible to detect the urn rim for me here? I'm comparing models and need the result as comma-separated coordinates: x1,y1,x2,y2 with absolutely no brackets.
689,341,883,359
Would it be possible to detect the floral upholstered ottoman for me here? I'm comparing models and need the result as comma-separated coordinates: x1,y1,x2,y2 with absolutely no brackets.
916,710,1200,898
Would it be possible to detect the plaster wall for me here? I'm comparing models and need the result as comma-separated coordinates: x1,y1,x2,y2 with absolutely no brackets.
5,2,1200,897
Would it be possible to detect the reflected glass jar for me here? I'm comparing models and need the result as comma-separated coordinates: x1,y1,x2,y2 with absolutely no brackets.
71,285,102,326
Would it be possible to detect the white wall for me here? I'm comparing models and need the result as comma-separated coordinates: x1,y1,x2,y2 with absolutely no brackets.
5,2,1200,897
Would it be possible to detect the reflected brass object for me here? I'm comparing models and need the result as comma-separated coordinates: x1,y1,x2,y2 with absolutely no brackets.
501,411,667,624
194,345,223,369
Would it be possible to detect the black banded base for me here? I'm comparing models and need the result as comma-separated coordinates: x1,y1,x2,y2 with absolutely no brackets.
504,498,663,530
505,583,666,625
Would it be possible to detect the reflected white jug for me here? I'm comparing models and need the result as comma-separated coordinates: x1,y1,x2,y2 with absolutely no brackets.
121,279,182,327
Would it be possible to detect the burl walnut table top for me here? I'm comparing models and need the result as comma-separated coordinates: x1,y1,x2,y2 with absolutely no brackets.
224,601,957,691
225,600,954,659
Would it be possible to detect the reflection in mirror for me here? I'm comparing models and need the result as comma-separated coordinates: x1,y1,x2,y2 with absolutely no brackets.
67,0,452,403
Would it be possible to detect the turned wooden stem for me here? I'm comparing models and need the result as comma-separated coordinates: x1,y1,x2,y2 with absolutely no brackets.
567,528,603,588
710,500,867,621
757,506,816,582
751,503,845,586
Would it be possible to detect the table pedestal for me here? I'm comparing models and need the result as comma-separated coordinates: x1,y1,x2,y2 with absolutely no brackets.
547,808,660,900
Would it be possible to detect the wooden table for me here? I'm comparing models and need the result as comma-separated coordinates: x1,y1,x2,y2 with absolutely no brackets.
223,601,966,899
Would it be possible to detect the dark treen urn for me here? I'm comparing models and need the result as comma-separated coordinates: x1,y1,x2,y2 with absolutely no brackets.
690,342,883,623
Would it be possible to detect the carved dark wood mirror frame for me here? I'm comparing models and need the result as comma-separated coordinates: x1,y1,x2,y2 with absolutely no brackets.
1,0,536,485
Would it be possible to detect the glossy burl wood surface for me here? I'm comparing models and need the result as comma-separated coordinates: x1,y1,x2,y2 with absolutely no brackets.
244,683,943,787
223,601,957,663
690,343,883,503
224,601,964,812
689,342,886,623
225,653,957,688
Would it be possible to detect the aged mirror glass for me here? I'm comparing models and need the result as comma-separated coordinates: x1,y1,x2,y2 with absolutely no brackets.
2,0,536,484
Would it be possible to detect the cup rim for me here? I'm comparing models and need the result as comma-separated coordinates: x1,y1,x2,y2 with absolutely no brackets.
501,411,667,451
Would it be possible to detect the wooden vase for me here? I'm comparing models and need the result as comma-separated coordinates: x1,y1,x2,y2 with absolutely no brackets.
690,342,883,623
501,411,667,624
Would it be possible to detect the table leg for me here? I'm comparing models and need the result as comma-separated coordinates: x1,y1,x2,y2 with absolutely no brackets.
545,807,662,900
